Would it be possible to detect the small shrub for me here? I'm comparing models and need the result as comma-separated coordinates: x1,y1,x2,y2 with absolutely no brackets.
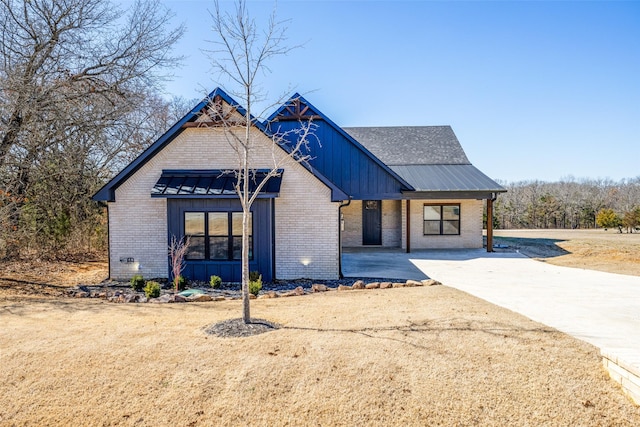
174,275,187,291
249,275,262,296
249,270,261,282
210,275,222,288
130,274,145,292
144,281,161,298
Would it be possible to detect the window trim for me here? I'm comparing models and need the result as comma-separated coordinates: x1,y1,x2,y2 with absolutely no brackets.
184,211,253,261
423,203,461,236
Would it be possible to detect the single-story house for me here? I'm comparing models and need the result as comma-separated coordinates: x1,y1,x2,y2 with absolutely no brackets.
93,88,505,282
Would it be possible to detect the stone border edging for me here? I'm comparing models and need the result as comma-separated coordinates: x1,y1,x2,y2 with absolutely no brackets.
66,278,443,303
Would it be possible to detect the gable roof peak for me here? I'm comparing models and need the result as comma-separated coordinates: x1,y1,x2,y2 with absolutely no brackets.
269,93,322,122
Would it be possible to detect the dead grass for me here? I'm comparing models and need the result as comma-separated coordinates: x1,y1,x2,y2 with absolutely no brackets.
1,287,639,426
1,230,640,425
494,229,640,276
0,259,108,299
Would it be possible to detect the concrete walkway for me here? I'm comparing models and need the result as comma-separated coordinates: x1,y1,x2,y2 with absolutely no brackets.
342,248,640,401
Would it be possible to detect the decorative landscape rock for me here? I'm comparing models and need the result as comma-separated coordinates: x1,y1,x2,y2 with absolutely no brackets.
405,280,423,287
392,282,406,288
311,284,328,292
258,291,279,299
187,294,212,302
67,275,423,304
352,280,365,289
124,294,141,303
149,294,173,304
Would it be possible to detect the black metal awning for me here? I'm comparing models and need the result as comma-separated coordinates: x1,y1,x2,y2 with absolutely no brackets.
151,169,284,198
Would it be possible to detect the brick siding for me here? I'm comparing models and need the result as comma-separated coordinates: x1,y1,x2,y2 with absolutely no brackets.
401,199,484,250
108,127,339,280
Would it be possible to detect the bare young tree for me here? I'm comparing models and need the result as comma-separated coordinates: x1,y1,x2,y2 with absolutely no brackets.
205,0,314,323
169,235,190,292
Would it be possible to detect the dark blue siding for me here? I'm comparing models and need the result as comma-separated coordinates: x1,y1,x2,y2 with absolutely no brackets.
277,119,406,199
167,198,273,282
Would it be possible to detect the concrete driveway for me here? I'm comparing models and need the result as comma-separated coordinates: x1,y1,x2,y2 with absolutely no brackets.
342,248,640,396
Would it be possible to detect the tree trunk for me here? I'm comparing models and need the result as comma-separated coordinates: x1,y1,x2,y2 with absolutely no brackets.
241,122,251,324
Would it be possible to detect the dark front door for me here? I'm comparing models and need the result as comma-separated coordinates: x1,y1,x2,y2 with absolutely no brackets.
362,200,382,245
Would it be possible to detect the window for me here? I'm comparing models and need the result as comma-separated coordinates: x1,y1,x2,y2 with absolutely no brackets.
185,212,252,260
185,212,205,259
364,200,379,210
423,204,460,235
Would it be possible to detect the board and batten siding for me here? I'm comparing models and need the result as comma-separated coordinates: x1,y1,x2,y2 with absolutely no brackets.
107,126,340,281
275,119,408,199
401,199,484,250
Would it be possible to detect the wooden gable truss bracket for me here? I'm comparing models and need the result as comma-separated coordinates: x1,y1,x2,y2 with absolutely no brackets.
181,94,245,128
273,98,322,122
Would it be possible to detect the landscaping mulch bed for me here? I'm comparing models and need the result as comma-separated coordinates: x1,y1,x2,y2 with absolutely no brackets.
203,317,281,337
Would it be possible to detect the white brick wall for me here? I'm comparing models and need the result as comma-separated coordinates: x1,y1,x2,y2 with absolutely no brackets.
341,200,362,247
108,127,340,280
382,200,402,247
401,199,484,250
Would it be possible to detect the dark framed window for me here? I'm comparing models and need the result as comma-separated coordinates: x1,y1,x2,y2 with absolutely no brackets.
185,211,252,260
423,204,460,235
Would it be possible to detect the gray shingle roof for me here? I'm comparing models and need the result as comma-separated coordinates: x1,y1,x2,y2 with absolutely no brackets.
343,126,470,166
344,126,505,194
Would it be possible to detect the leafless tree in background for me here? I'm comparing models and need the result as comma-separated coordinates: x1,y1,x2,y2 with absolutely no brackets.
0,0,185,258
493,177,640,231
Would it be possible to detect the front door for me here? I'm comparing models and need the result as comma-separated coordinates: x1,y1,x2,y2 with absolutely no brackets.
362,200,382,245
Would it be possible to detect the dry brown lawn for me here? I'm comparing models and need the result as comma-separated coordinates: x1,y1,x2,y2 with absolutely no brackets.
1,230,640,426
494,229,640,276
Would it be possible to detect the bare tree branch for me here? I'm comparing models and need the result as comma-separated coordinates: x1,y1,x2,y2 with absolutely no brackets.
0,0,185,259
203,0,313,323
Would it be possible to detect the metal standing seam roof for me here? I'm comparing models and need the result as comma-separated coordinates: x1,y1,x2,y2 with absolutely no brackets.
390,164,505,192
344,126,505,194
151,169,284,197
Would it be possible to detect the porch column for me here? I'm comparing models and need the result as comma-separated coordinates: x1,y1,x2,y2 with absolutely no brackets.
406,199,411,253
486,197,494,252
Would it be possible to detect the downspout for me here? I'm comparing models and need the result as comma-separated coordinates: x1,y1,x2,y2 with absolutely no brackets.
338,197,352,279
271,197,276,280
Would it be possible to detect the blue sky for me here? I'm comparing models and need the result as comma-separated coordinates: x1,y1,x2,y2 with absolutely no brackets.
155,0,639,183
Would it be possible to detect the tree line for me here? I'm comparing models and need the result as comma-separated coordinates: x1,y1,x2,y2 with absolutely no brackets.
0,0,188,260
493,177,640,231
